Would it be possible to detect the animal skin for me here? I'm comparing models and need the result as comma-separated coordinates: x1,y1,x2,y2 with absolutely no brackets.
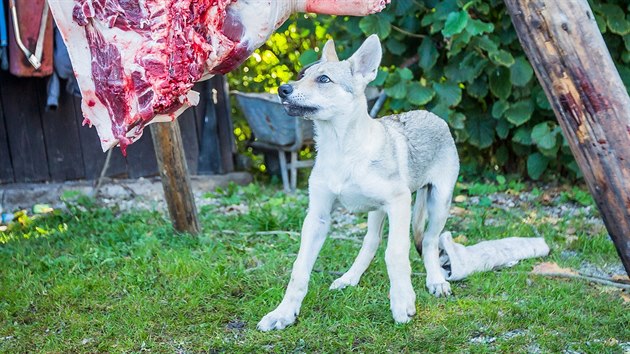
48,0,390,153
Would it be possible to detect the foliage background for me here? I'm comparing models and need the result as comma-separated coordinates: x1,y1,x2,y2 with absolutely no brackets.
227,0,630,180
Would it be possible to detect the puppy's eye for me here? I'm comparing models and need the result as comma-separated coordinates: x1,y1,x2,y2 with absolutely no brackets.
316,75,332,83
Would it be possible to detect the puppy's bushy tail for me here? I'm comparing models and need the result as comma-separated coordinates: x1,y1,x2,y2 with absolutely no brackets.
412,186,429,255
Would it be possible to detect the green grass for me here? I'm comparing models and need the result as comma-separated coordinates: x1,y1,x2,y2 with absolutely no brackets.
0,182,628,352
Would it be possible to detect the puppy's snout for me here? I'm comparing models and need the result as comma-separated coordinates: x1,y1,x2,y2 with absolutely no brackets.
278,84,294,99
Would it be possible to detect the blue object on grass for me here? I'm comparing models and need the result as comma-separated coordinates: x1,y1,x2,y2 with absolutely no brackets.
1,213,14,224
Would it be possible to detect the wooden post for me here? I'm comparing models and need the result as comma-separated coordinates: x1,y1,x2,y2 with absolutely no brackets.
504,0,630,274
150,121,201,235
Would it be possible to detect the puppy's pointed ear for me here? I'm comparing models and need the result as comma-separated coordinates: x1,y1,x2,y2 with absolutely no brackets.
348,34,382,83
321,39,339,62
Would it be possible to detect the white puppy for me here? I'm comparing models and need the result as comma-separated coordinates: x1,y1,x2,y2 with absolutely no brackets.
258,34,460,331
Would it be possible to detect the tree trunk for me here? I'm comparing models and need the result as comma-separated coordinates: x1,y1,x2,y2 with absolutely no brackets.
150,122,201,235
504,0,630,274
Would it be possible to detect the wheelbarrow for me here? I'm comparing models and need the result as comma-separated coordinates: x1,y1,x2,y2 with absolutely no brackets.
232,91,315,191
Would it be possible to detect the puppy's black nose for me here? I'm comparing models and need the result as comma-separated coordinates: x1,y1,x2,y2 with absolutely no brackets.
278,84,293,99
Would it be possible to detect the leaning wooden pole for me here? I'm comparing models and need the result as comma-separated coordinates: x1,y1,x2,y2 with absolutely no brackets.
504,0,630,274
150,122,201,235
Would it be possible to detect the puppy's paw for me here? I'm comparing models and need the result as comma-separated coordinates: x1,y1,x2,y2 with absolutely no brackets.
257,308,298,331
427,281,452,297
390,286,416,324
329,274,359,290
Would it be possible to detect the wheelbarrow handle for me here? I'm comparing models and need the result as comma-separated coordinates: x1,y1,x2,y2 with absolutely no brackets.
8,0,43,70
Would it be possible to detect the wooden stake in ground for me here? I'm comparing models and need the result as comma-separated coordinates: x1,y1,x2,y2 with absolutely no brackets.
504,0,630,274
150,122,201,235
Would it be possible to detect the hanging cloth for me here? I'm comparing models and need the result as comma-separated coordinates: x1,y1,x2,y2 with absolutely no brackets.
0,0,8,70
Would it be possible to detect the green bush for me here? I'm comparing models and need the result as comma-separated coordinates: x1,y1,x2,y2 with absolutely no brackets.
227,0,630,180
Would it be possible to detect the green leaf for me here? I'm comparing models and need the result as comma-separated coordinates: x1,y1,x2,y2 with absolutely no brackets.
534,88,552,110
510,56,534,86
505,100,534,126
430,104,452,121
384,81,407,99
538,144,560,159
466,114,495,149
607,14,630,35
418,38,439,72
512,126,532,145
359,15,392,39
386,38,407,55
595,14,607,33
393,0,416,16
527,153,549,180
298,50,318,66
466,18,494,36
467,78,488,99
434,82,462,106
443,11,469,37
489,49,515,67
407,83,435,105
449,112,466,130
618,64,630,91
495,118,511,139
370,69,388,87
531,122,557,150
491,100,509,119
384,70,408,99
472,35,498,53
489,66,511,100
344,17,364,36
434,0,459,21
459,52,489,82
598,4,630,35
398,68,414,81
389,98,408,111
495,145,509,166
448,31,473,57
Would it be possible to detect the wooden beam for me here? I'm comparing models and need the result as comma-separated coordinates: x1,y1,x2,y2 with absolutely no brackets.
150,121,201,235
504,0,630,273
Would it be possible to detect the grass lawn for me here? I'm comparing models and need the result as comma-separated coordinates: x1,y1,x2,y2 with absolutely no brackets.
1,181,628,352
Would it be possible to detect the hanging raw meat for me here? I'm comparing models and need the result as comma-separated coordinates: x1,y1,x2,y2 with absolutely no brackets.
48,0,390,154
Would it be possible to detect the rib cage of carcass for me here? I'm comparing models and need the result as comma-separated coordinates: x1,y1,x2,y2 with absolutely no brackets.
48,0,390,154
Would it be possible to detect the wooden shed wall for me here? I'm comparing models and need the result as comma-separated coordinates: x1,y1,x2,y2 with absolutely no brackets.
0,73,235,184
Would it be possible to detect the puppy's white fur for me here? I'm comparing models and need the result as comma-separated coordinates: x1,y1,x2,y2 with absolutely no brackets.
258,35,460,331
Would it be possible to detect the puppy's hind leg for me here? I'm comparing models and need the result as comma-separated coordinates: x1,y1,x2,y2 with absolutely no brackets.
330,210,386,290
412,186,428,255
422,178,456,297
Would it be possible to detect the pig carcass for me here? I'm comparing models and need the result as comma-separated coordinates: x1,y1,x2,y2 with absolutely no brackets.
48,0,390,154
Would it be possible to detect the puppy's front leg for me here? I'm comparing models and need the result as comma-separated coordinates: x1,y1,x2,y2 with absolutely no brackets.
384,192,416,324
257,190,334,331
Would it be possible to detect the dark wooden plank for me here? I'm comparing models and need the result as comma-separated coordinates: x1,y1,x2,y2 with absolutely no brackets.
150,122,200,234
0,76,15,184
198,76,222,174
178,108,199,175
125,126,158,178
39,85,86,181
0,75,49,182
72,96,127,179
192,81,208,144
214,75,236,173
